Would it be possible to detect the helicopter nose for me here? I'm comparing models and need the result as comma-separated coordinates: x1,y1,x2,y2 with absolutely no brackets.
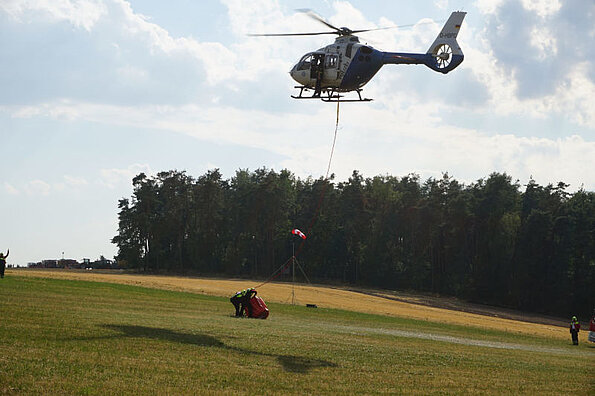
289,65,299,81
289,69,303,84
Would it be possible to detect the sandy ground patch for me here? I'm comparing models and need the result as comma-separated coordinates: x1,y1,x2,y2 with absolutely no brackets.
8,269,585,342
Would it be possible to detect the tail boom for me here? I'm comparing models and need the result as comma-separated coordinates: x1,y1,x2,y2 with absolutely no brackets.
382,11,466,74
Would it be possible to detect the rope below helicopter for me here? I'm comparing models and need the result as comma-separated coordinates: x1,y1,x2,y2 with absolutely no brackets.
326,100,340,180
254,100,341,289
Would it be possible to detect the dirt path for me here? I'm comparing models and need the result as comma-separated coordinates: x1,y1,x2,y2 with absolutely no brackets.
9,269,587,342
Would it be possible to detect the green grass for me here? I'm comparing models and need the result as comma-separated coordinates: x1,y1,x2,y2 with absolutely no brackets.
1,276,593,395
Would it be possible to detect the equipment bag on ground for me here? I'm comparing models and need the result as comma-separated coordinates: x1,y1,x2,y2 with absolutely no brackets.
248,296,269,319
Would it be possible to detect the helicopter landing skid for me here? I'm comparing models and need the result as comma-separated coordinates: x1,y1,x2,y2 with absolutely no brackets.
321,90,373,102
291,86,372,102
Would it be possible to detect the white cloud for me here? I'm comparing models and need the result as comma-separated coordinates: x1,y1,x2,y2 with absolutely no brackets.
3,182,19,195
111,0,241,85
474,0,595,101
331,1,372,28
2,1,594,193
0,0,270,105
222,0,293,37
556,62,595,127
521,135,594,188
520,0,561,18
64,175,89,187
1,0,107,31
455,1,595,127
323,109,595,190
475,0,507,14
6,98,593,190
10,177,90,196
529,25,557,60
99,163,151,189
116,65,149,84
24,180,52,196
434,0,449,10
463,46,595,126
11,100,80,121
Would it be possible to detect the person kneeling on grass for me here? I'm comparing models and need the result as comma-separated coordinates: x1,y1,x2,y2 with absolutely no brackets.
230,288,257,317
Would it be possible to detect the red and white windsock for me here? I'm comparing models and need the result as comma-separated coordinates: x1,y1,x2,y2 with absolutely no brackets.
292,228,307,240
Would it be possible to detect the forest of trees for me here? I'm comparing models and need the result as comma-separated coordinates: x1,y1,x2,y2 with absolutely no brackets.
112,169,594,318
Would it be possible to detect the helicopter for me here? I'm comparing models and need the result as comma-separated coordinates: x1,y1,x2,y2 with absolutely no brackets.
250,10,466,102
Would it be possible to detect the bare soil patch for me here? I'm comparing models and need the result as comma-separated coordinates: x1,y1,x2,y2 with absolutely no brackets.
10,269,581,341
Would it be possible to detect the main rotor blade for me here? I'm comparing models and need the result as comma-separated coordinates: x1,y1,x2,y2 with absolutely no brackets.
296,8,342,33
350,26,399,34
247,11,444,39
247,32,338,37
351,20,441,34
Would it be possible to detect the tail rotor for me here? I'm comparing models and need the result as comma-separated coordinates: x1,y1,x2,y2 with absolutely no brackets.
425,11,466,74
433,44,453,69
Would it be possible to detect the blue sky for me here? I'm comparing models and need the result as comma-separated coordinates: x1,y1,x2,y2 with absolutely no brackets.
1,0,594,265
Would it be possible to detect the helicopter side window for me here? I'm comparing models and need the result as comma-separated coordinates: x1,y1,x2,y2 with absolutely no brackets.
297,54,312,71
346,43,354,58
325,55,338,68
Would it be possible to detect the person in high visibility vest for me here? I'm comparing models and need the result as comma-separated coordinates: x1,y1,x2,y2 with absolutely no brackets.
0,249,9,279
230,288,257,317
570,316,581,345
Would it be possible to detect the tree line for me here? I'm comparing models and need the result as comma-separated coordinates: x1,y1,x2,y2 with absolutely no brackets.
112,169,594,318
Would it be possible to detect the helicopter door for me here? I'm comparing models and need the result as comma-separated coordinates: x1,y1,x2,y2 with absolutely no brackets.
310,53,325,80
324,54,339,81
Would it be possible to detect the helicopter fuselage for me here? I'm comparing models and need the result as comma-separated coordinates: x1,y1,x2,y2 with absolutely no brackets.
290,36,381,92
281,11,466,101
289,34,462,94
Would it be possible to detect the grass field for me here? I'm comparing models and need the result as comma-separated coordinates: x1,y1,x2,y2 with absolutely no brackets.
1,275,593,395
10,269,577,340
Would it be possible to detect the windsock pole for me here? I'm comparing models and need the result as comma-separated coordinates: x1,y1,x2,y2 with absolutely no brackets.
292,241,296,305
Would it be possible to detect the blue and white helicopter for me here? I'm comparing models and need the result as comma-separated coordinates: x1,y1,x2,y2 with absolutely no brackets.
250,10,466,102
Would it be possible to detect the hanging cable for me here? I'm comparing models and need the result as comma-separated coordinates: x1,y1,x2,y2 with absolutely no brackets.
297,99,340,256
257,101,341,289
325,100,340,179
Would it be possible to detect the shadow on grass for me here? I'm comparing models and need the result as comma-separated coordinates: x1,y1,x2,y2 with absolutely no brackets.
102,324,226,348
276,355,337,374
89,324,337,374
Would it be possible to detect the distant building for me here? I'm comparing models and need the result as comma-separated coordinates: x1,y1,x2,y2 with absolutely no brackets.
42,259,58,268
27,256,118,269
91,256,115,269
61,259,79,269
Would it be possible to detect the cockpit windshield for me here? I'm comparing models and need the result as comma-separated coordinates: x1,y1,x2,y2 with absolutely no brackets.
296,53,313,71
